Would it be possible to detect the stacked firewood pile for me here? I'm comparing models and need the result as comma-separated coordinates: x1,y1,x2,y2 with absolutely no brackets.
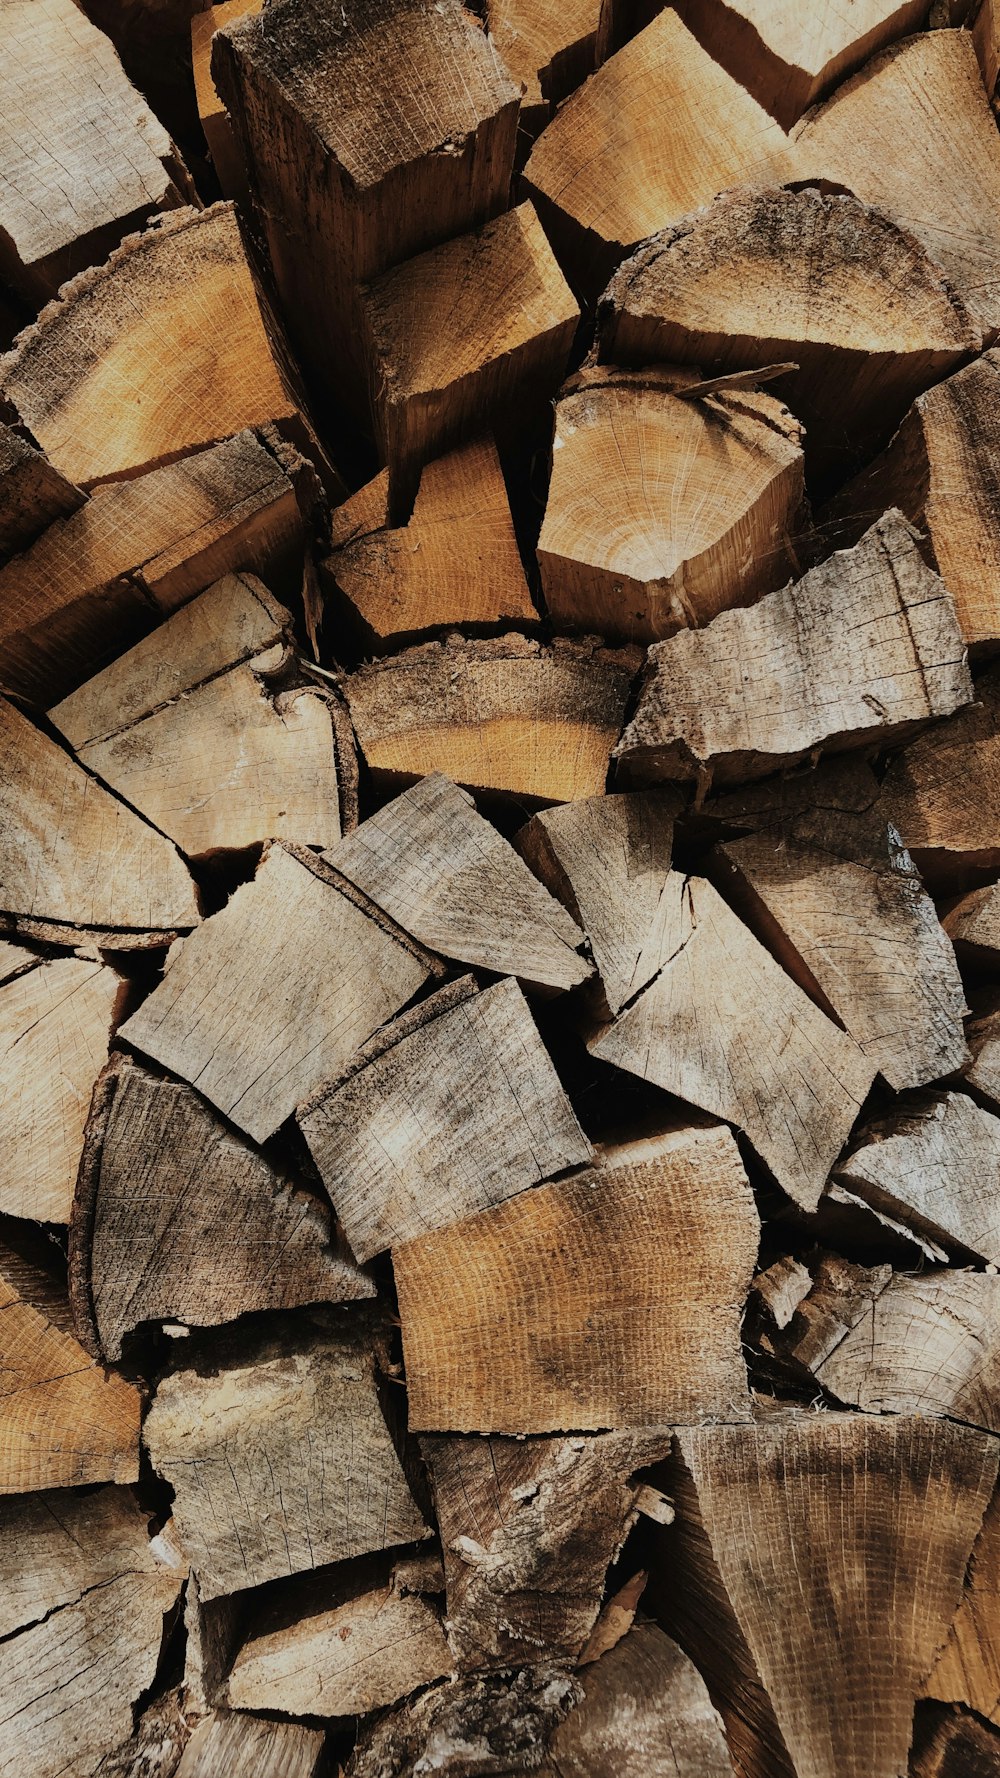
4,0,1000,1774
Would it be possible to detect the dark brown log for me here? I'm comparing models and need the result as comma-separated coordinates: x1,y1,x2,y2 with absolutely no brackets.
0,423,83,562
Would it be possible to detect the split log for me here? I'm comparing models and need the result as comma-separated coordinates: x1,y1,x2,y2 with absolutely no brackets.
191,1,262,199
967,1001,1000,1112
484,0,607,136
589,874,876,1211
321,437,536,650
655,1416,999,1778
360,203,579,507
911,1711,1000,1778
974,0,1000,107
614,511,972,788
0,423,83,561
298,977,592,1261
516,789,680,1016
70,1053,374,1363
0,955,121,1222
422,1429,671,1670
945,882,1000,969
834,1090,1000,1265
598,187,980,482
394,1119,758,1432
227,1551,450,1717
0,428,305,708
0,697,200,948
882,662,1000,889
345,634,640,803
174,1714,324,1778
211,0,521,411
51,573,355,859
0,1242,140,1491
144,1321,429,1597
0,0,188,307
347,1666,582,1778
325,773,589,990
795,28,1000,338
708,759,969,1091
536,366,805,643
0,936,37,986
672,0,929,127
923,1486,1000,1726
0,205,307,490
0,1490,185,1778
522,8,794,300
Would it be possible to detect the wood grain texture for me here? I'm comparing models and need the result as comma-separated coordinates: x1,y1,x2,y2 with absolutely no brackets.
347,1665,581,1778
882,661,1000,887
911,1712,1000,1778
547,1621,733,1777
192,1,263,200
485,0,604,124
835,1090,1000,1265
395,1120,758,1432
174,1713,324,1778
924,1486,1000,1726
0,423,84,562
589,873,876,1211
945,881,1000,968
0,1483,175,1640
120,841,436,1142
967,1001,1000,1113
615,511,972,787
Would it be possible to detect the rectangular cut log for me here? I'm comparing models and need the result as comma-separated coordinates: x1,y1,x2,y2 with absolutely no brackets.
537,366,805,643
0,0,187,306
881,662,1000,888
345,633,640,803
324,773,590,990
143,1324,428,1597
0,429,304,708
394,1120,759,1432
589,873,876,1211
174,1713,325,1778
120,841,436,1141
834,1091,1000,1266
923,1487,1000,1727
212,0,521,411
0,423,83,562
360,203,579,507
614,512,972,788
191,1,263,199
298,976,592,1261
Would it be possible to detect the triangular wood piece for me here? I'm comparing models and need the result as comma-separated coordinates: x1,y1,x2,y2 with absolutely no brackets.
547,1621,733,1777
176,1713,325,1778
144,1322,429,1597
709,759,969,1091
517,790,680,1016
523,8,794,299
325,773,590,990
345,634,640,803
120,841,437,1142
298,976,592,1261
0,1242,140,1492
589,874,876,1210
1,205,306,490
395,1120,758,1432
51,574,355,859
923,1485,1000,1727
322,438,535,650
537,366,804,643
835,1091,1000,1265
615,512,972,788
70,1053,374,1363
945,881,1000,969
882,663,1000,891
0,423,83,563
0,429,304,708
599,187,980,483
0,698,199,948
658,1415,999,1778
0,955,121,1223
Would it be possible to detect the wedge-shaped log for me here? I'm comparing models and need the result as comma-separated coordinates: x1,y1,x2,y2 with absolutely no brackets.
599,188,980,482
212,0,521,410
191,1,262,200
0,698,199,948
0,957,120,1223
795,29,1000,338
709,760,968,1092
517,790,680,1015
395,1120,758,1432
227,1551,450,1717
523,8,793,299
589,874,875,1210
345,634,640,803
923,1486,1000,1728
1,205,305,490
835,1091,1000,1266
485,0,606,134
945,881,1000,969
121,842,437,1142
968,1002,1000,1113
176,1713,325,1778
537,366,804,643
0,429,303,708
0,1488,184,1778
300,977,591,1261
0,1244,140,1492
423,1429,670,1670
51,574,355,859
615,512,972,788
144,1324,428,1597
361,204,579,507
882,663,1000,889
71,1054,374,1363
0,0,187,306
547,1621,733,1777
322,438,535,650
655,1416,998,1778
0,424,83,562
325,774,589,990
